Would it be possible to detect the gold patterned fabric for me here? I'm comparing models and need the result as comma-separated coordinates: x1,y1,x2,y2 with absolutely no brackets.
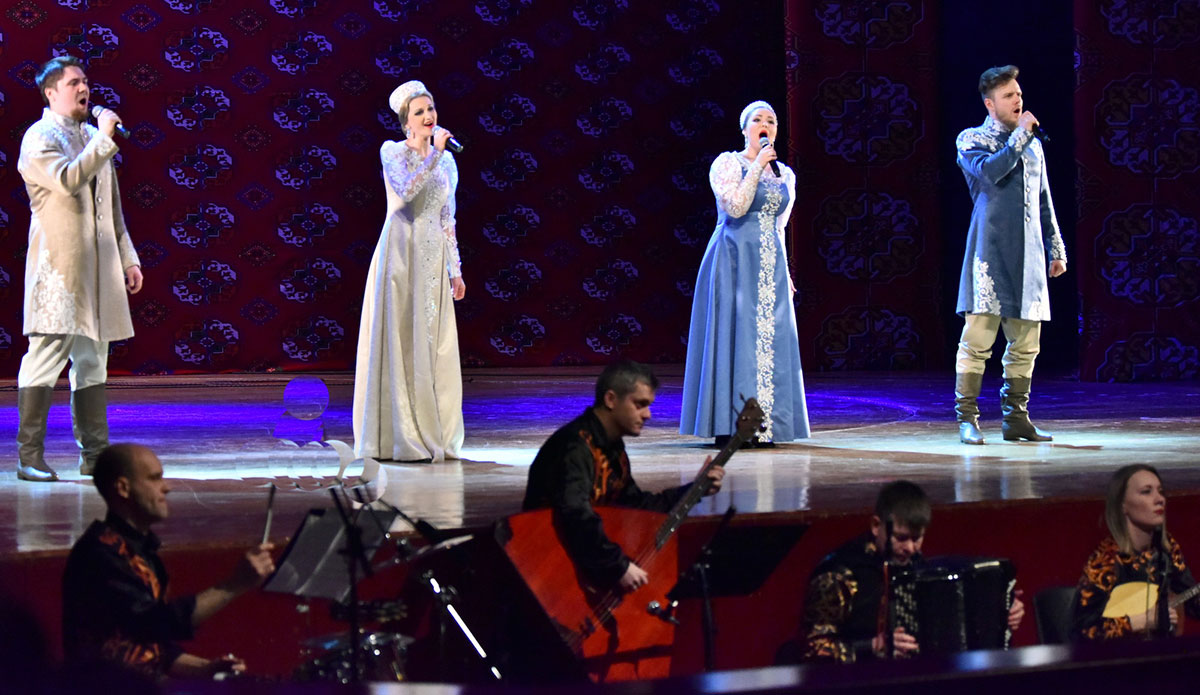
1073,535,1199,640
801,534,884,663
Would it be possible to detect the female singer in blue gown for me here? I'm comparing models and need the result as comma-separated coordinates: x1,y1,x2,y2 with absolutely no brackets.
680,100,810,445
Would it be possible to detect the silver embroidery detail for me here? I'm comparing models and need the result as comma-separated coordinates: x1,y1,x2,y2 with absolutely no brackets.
31,248,77,334
1027,297,1048,321
402,147,451,338
754,172,783,442
972,256,1000,315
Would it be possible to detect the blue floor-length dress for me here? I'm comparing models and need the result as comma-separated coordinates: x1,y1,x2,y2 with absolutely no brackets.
680,151,810,442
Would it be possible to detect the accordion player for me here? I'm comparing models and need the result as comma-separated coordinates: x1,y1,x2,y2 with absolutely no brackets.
888,556,1018,654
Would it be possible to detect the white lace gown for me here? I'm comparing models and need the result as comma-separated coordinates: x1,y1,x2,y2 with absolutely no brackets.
353,141,464,461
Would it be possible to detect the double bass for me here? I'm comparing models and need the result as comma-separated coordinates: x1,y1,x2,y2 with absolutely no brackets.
496,399,764,681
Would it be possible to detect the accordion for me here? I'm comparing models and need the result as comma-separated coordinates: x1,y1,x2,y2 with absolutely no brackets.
888,556,1016,654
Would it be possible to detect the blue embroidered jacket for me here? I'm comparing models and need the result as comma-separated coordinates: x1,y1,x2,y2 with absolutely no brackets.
955,116,1067,320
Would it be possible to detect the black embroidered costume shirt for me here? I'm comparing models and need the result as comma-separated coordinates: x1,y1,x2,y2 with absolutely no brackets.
62,512,195,676
522,407,690,587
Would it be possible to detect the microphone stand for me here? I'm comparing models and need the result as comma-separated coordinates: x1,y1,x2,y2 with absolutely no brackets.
664,505,738,672
329,488,373,683
883,519,896,659
372,499,499,680
1153,526,1171,639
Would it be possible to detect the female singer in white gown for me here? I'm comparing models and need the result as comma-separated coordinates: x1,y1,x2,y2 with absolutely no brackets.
353,80,466,461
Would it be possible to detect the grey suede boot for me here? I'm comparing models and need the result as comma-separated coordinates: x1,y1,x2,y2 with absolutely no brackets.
17,386,58,482
71,384,110,475
954,372,986,445
1000,377,1053,442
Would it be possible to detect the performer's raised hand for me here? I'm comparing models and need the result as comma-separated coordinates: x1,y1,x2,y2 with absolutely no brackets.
230,542,276,592
433,126,454,153
754,141,777,171
125,265,143,294
1017,110,1039,133
96,107,123,139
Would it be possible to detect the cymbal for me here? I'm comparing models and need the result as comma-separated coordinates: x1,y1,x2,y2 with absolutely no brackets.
304,630,415,653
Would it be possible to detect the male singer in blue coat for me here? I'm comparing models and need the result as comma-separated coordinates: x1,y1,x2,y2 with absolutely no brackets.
953,65,1067,445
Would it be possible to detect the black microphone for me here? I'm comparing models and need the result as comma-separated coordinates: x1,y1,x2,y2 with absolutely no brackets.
436,126,464,154
758,135,780,177
1031,124,1051,144
90,104,130,139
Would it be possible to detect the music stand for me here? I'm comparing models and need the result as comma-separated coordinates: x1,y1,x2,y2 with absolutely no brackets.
263,506,399,603
667,508,807,672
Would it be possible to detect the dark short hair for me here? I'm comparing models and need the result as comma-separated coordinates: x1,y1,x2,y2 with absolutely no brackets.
35,56,84,104
875,480,931,532
978,64,1019,99
93,444,144,502
594,359,659,406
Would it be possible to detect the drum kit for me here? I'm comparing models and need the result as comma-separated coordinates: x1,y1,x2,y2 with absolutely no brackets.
271,490,488,684
294,628,414,684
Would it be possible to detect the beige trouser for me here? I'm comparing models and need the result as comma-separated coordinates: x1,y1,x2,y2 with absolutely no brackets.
17,335,109,390
955,314,1040,379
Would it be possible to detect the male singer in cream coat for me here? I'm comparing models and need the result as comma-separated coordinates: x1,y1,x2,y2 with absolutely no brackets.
15,56,142,481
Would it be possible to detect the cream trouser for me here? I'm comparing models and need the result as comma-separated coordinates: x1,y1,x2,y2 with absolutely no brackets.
17,335,109,390
955,313,1040,379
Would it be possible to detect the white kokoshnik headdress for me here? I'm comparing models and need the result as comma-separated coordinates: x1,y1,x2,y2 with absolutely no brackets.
389,80,428,115
739,99,776,130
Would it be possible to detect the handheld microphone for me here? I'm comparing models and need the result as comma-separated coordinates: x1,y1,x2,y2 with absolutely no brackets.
758,134,780,177
435,126,464,154
1031,124,1051,144
90,104,130,139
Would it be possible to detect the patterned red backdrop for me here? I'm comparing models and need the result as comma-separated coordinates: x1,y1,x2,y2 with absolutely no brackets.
784,2,945,372
1073,1,1200,381
4,1,1194,380
0,0,781,374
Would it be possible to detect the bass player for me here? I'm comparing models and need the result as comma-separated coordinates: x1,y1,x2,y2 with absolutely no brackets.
521,359,725,591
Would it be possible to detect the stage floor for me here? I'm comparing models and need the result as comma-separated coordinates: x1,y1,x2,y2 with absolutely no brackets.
2,369,1199,554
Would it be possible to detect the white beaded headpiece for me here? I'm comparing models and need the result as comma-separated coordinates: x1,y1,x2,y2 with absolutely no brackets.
739,100,776,130
389,80,429,116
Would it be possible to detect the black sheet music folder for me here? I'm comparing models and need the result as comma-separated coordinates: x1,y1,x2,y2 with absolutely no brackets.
263,507,398,603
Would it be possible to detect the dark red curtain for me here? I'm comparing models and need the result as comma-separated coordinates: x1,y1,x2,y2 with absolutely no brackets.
0,0,779,374
6,2,1194,381
784,1,945,371
1073,1,1200,381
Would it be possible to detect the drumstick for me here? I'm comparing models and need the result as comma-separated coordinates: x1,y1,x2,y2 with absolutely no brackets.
261,486,276,545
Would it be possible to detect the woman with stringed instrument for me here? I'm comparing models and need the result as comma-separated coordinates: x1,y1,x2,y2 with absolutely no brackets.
1072,464,1200,640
